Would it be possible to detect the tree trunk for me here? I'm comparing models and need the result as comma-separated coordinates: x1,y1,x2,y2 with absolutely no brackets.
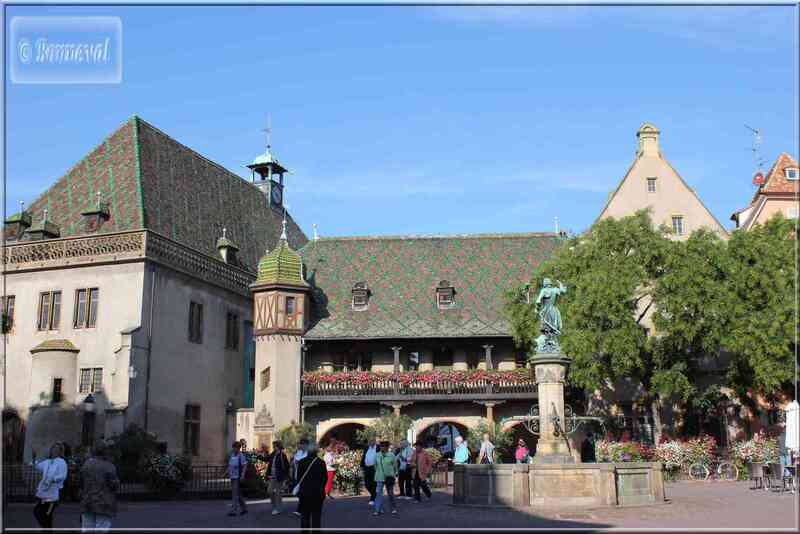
651,396,663,444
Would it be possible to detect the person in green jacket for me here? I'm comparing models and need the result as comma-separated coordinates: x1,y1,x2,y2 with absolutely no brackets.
372,441,398,516
453,436,470,465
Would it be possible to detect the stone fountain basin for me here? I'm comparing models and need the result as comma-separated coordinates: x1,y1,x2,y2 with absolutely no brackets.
453,462,666,509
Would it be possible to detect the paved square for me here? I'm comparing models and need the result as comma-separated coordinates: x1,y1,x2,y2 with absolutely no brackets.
3,481,797,530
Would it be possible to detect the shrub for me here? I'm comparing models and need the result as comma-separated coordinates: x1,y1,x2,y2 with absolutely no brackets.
595,440,653,462
141,453,191,492
426,447,443,466
275,421,315,456
467,419,514,463
105,424,162,482
333,448,363,495
356,411,413,445
731,429,779,464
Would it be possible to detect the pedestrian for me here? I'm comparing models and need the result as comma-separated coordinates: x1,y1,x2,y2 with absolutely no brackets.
31,442,68,530
296,442,327,533
515,439,530,464
395,439,413,499
453,436,470,465
323,443,337,498
292,438,309,517
226,440,248,516
478,433,496,464
80,440,120,532
360,437,378,508
373,440,398,516
580,433,596,463
410,442,433,502
266,440,291,515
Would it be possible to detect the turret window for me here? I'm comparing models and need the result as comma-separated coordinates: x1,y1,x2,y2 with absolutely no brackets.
285,296,296,316
352,282,370,311
436,280,455,309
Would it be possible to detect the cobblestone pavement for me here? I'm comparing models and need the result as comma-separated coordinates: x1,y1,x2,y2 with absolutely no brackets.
3,481,798,530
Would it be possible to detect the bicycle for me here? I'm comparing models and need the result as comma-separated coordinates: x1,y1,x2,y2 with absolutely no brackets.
688,457,739,481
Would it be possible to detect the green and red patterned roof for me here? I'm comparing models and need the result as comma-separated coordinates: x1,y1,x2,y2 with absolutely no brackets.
299,233,562,340
6,117,307,271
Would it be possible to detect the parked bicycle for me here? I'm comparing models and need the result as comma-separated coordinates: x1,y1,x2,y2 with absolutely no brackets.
688,456,739,481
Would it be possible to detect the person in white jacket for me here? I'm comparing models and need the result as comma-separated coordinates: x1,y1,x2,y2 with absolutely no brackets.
32,442,68,529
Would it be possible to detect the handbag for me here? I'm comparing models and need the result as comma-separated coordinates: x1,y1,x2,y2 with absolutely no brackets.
292,457,318,496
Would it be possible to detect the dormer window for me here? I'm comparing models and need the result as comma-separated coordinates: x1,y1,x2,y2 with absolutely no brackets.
785,167,798,181
352,282,370,311
436,280,455,309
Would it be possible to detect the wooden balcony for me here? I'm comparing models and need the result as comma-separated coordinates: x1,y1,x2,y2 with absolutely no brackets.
301,371,538,403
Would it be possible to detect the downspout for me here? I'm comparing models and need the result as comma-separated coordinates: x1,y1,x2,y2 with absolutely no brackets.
299,337,305,424
144,263,157,433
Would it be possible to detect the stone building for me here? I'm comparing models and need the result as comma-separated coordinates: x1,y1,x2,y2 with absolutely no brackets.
730,152,799,230
2,116,306,462
597,123,728,240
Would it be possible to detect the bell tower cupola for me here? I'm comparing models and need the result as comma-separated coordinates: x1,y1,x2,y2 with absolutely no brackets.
247,115,288,209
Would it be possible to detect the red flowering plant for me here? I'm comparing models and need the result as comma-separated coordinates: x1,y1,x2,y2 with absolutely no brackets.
302,368,533,387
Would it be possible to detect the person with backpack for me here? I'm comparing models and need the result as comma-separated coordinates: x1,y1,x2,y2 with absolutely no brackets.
80,440,120,531
226,441,248,516
31,442,68,530
296,442,327,533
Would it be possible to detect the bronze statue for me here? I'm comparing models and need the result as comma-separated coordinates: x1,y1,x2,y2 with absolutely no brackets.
534,278,566,353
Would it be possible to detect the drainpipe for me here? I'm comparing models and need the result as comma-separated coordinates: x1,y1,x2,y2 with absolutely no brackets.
299,337,306,424
144,264,157,433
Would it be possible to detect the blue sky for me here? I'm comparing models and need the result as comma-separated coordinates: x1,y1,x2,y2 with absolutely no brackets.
5,5,798,238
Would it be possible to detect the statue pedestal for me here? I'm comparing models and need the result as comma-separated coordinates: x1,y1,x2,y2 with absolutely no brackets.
531,352,575,465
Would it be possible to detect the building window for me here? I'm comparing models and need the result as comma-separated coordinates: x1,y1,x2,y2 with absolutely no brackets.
184,405,200,456
436,280,455,309
74,288,99,328
352,282,370,311
407,352,420,371
285,296,296,316
646,177,657,193
79,368,103,394
785,167,798,181
260,367,271,391
51,378,63,404
2,295,15,333
671,216,684,236
188,302,203,344
225,312,239,350
37,291,61,331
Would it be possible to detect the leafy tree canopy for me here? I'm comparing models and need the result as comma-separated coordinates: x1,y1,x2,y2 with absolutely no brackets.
355,410,413,445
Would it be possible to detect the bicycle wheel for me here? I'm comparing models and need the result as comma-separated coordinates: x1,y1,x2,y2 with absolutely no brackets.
689,462,710,481
717,462,738,481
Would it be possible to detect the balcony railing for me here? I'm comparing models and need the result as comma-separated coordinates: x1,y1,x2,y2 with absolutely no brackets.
301,369,538,402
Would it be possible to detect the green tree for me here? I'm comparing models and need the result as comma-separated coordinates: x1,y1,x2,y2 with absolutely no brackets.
467,419,515,463
725,214,796,396
276,421,315,454
356,410,413,445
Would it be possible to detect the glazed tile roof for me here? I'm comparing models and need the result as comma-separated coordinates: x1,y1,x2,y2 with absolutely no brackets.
6,117,307,271
255,234,308,287
299,233,562,340
31,339,80,353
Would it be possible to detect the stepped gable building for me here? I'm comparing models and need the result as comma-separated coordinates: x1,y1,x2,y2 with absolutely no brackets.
597,123,728,240
2,116,306,462
730,152,799,230
243,231,563,453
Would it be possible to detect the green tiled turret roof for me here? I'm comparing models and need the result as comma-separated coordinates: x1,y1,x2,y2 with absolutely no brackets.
31,339,80,354
5,211,32,225
255,229,308,287
299,232,562,340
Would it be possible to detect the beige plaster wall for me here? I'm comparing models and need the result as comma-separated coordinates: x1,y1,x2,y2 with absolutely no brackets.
753,198,799,227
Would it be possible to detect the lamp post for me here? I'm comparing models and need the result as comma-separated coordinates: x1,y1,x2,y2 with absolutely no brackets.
82,394,96,447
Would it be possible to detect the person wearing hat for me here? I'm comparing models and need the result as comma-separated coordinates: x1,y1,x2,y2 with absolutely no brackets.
80,440,120,531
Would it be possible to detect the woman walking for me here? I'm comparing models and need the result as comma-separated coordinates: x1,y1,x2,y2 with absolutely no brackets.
80,440,120,532
323,443,337,498
266,441,291,515
31,442,68,530
515,439,530,464
227,440,248,516
372,440,398,516
296,442,327,533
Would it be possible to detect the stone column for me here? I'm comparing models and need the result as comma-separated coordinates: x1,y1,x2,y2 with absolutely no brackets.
532,353,574,464
482,344,494,370
391,346,402,395
475,400,505,424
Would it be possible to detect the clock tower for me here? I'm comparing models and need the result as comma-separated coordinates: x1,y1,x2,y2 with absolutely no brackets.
247,120,287,209
249,217,309,450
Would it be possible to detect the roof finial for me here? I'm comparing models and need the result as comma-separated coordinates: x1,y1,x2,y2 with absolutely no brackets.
262,113,272,155
42,208,48,222
554,216,559,235
222,227,227,239
96,190,102,209
19,200,25,213
313,223,318,242
280,207,288,241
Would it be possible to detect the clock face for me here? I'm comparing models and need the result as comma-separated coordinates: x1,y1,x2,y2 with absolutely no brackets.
271,183,282,205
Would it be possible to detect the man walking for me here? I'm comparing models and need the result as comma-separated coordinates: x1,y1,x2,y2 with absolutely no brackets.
226,441,248,516
410,442,433,502
360,437,378,507
292,439,309,517
31,443,68,530
395,440,413,499
266,440,290,515
80,440,120,532
453,436,470,465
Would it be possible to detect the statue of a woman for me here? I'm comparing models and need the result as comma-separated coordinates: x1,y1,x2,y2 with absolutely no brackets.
535,278,566,352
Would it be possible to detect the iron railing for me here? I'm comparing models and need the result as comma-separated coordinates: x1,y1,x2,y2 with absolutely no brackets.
302,375,537,400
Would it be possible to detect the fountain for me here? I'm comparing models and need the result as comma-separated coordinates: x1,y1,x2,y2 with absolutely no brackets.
453,279,666,509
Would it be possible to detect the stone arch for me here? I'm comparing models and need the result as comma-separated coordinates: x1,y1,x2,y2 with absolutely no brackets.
315,418,376,447
413,417,480,456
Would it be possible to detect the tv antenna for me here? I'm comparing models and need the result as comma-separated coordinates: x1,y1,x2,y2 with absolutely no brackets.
744,124,765,170
262,113,272,154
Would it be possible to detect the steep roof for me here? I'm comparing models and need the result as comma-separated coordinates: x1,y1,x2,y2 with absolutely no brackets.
732,152,799,230
299,233,562,340
6,117,307,271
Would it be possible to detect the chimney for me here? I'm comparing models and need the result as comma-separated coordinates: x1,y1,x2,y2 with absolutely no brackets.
636,123,661,157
